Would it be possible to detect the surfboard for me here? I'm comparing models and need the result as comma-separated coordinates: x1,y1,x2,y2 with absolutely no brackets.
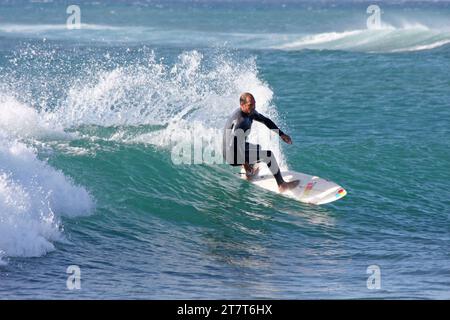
239,164,347,205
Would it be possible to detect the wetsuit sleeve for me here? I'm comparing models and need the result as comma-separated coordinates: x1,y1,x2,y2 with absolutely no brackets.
252,111,285,136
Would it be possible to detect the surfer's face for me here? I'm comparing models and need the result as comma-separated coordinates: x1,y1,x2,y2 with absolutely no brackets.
241,97,255,114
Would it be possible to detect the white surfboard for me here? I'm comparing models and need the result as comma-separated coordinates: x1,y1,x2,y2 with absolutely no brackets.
240,164,347,205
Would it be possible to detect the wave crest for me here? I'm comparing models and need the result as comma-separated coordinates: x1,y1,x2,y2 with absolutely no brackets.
275,25,450,53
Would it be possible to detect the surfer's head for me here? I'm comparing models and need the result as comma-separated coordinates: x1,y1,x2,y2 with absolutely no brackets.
240,92,255,114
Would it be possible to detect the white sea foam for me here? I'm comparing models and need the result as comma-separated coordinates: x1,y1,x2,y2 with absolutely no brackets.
0,132,94,264
0,94,70,140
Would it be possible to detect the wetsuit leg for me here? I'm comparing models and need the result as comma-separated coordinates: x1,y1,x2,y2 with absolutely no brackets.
245,143,285,186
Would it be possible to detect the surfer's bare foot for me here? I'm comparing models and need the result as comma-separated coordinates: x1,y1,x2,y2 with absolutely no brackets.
279,180,300,192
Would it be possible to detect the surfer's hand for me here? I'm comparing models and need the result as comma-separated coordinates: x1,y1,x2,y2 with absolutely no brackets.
281,134,292,144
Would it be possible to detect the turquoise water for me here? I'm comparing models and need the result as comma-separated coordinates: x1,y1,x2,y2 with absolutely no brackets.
0,0,449,299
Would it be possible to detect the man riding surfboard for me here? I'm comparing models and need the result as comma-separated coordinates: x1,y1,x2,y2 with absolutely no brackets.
223,92,300,192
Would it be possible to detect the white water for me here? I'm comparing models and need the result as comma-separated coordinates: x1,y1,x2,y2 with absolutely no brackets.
0,91,94,264
0,132,93,265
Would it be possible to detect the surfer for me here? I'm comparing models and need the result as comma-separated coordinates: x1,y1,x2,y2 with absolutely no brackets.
223,92,300,192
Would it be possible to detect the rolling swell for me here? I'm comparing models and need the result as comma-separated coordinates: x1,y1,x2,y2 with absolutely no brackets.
0,46,289,264
275,24,450,53
1,23,450,53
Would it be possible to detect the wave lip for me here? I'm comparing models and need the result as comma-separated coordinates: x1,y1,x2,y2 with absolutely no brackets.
391,39,450,52
274,25,450,53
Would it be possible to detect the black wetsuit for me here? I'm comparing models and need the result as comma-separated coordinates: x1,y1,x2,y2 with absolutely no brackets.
222,108,285,185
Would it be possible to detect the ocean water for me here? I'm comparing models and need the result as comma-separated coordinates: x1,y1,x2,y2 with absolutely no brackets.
0,0,449,299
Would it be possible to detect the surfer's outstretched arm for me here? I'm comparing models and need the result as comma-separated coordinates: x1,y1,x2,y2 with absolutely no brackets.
252,111,293,144
252,111,284,134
